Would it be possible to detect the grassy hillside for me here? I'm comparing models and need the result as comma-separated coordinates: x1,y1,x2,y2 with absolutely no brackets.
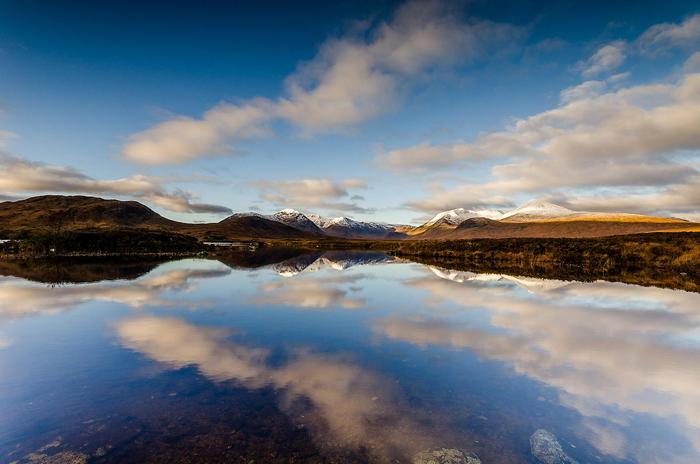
0,195,313,241
0,195,171,234
411,217,696,240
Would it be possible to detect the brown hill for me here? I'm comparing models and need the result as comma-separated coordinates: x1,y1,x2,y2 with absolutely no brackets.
0,195,170,232
2,195,697,243
409,217,698,240
0,195,313,240
183,215,311,240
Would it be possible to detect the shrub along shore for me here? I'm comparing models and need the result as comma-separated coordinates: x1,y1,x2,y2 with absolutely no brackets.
2,230,698,292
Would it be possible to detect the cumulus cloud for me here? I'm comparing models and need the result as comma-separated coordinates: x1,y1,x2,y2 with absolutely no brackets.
637,13,700,52
0,154,232,214
385,73,700,218
121,0,521,165
276,0,517,134
579,41,626,77
254,177,370,214
560,174,700,218
122,100,273,166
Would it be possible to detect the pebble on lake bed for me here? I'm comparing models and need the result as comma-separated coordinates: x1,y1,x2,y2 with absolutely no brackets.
412,448,481,464
530,429,578,464
26,450,88,464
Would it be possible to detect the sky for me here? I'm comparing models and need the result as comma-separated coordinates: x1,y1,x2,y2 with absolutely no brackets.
1,0,699,224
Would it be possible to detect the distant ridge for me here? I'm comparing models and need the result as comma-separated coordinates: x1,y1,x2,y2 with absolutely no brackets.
307,214,402,239
409,199,692,239
0,195,695,242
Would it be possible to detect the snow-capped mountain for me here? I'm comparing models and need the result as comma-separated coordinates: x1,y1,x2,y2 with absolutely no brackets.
426,208,504,226
307,214,399,239
269,209,324,234
500,200,574,221
245,209,408,239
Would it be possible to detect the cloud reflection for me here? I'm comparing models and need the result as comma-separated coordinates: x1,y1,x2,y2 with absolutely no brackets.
373,266,700,463
0,262,231,325
252,274,367,309
116,314,439,460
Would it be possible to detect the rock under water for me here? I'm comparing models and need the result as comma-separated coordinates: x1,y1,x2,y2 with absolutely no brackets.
412,448,482,464
530,429,578,464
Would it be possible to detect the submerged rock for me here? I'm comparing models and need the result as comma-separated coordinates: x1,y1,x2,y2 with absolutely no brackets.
27,451,88,464
412,448,481,464
530,429,578,464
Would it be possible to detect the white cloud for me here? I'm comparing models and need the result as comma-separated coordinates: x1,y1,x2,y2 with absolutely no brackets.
122,100,273,166
638,13,700,52
0,154,232,214
579,41,626,78
253,177,370,214
685,51,700,72
276,1,517,135
384,73,700,219
559,80,607,103
121,0,521,165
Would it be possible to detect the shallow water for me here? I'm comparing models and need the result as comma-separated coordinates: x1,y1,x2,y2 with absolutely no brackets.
1,252,699,463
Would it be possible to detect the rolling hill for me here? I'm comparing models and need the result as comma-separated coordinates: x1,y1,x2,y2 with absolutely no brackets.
0,195,313,241
1,195,697,244
408,200,696,239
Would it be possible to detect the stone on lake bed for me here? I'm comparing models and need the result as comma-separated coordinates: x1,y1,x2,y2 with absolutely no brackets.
530,429,578,464
26,451,88,464
412,448,481,464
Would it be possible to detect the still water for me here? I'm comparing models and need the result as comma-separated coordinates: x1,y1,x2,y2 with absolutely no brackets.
1,252,699,463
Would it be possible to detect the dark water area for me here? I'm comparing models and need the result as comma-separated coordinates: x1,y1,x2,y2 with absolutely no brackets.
1,252,699,463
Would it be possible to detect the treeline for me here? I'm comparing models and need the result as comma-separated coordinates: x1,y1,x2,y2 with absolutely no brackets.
0,256,168,284
379,233,700,276
251,233,700,288
255,232,700,273
0,228,203,257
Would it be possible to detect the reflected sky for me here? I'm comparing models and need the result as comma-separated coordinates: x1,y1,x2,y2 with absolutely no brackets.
1,254,700,463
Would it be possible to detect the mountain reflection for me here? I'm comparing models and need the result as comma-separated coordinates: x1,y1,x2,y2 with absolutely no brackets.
270,251,394,276
4,255,700,462
373,265,700,463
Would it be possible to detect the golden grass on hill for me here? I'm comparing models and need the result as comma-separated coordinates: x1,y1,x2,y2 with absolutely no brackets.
501,215,687,224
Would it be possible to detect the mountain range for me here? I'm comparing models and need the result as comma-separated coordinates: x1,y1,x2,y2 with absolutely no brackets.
0,195,696,241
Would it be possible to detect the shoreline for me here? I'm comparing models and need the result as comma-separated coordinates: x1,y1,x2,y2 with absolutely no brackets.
2,232,697,292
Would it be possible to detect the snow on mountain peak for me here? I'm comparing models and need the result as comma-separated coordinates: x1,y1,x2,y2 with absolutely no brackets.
268,209,323,233
328,216,352,226
278,208,302,215
501,200,573,219
426,207,505,226
427,208,478,225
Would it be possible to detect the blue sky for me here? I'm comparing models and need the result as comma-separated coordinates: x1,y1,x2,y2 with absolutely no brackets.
1,0,699,223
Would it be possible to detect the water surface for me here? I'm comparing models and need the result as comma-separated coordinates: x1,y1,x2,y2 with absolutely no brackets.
1,252,699,463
